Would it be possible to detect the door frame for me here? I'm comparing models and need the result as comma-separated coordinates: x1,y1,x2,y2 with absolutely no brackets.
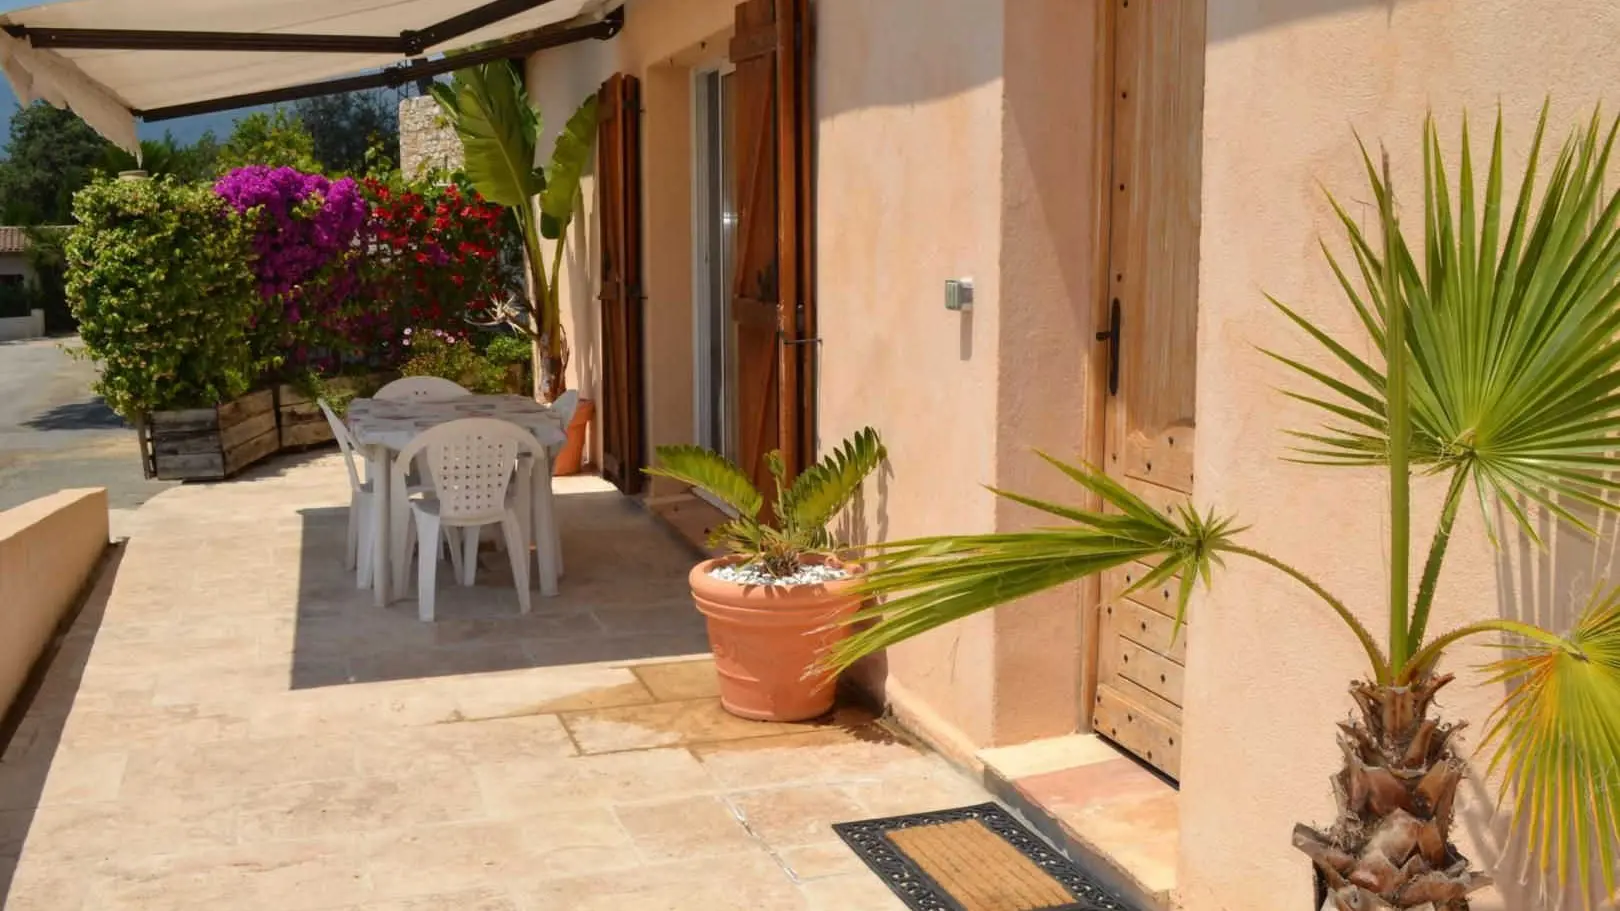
1078,0,1121,741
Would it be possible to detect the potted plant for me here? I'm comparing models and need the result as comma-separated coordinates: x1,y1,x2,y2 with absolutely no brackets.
647,428,886,722
824,110,1620,909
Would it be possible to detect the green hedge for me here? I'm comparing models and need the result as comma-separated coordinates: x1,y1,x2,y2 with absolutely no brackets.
65,177,263,418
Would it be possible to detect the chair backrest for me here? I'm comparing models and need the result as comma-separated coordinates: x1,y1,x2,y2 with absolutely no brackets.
375,376,469,401
549,389,580,425
393,418,541,522
318,400,364,493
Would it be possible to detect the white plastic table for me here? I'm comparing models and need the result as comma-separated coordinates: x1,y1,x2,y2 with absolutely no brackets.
346,395,569,607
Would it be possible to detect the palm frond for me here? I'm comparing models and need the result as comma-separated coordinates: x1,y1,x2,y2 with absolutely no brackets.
645,445,763,518
1273,107,1620,544
820,455,1237,673
782,427,886,538
1478,588,1620,905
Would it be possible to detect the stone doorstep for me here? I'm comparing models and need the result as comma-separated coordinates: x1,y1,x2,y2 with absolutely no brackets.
978,733,1180,911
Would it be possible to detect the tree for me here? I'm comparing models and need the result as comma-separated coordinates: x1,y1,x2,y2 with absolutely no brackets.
825,109,1620,910
0,102,112,224
294,90,400,175
217,109,320,173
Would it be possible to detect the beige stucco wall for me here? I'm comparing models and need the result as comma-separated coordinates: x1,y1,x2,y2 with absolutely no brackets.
816,0,1009,750
1185,1,1620,908
529,0,1106,752
0,488,108,716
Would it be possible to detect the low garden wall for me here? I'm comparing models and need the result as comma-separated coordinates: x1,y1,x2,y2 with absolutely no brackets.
0,488,108,717
0,308,45,342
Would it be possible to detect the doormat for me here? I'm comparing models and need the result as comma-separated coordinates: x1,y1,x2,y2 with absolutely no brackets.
831,803,1137,911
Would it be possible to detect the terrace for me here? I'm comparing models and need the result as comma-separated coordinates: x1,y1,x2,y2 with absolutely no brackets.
0,452,989,910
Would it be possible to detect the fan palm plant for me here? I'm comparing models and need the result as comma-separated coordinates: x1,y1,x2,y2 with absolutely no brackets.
432,61,598,400
824,108,1620,910
648,427,886,578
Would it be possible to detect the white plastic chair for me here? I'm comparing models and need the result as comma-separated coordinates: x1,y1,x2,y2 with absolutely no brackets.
319,401,375,589
392,418,538,621
375,376,469,401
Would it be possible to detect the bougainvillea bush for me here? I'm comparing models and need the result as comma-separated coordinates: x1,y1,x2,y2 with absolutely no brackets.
66,177,261,418
209,165,513,377
214,165,368,373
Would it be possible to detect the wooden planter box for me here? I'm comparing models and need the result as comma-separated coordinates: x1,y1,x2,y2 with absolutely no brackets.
139,389,279,481
274,374,392,451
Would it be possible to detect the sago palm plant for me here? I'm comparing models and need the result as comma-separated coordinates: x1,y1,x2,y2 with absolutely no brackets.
824,109,1620,910
647,427,885,578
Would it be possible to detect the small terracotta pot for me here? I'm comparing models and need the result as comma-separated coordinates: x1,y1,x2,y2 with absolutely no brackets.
552,398,594,476
688,556,861,722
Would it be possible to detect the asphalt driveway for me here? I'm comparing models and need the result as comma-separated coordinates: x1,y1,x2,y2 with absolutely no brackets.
0,337,173,530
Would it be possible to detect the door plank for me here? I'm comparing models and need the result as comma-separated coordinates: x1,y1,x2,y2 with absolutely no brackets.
1094,683,1182,778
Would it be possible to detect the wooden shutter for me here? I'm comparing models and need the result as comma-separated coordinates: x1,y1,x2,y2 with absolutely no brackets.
597,73,646,495
730,0,814,496
1094,0,1206,781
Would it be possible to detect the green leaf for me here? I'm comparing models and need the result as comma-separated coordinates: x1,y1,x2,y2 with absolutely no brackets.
539,94,600,241
1279,107,1620,547
644,445,764,518
782,426,886,536
434,62,541,211
1477,589,1620,905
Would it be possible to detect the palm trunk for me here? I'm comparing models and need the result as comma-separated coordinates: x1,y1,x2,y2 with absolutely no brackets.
1294,674,1492,910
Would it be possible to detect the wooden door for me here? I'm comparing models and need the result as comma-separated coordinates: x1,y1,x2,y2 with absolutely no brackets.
730,0,814,496
597,73,646,495
1093,0,1206,781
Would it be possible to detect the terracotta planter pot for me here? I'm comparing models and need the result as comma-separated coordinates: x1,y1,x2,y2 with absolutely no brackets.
688,556,862,722
552,398,594,476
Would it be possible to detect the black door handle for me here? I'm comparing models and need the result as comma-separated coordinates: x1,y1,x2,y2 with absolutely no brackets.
1096,298,1121,396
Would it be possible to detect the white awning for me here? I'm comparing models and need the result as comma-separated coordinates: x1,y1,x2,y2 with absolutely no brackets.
0,0,614,154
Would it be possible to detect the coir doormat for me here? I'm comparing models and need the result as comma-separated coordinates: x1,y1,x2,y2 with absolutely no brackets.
831,803,1136,911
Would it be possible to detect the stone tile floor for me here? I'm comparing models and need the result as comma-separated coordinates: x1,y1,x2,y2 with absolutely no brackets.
0,452,990,910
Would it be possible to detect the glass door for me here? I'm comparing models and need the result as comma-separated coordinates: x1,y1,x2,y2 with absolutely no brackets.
695,66,739,461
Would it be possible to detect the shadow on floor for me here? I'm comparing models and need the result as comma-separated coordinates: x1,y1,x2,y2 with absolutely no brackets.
21,398,126,432
0,546,123,899
288,483,712,690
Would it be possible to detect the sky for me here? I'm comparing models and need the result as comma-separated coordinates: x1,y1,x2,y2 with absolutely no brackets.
0,0,275,150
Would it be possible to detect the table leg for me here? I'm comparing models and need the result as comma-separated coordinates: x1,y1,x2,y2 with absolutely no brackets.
515,459,534,582
368,444,389,607
532,449,559,597
391,463,413,599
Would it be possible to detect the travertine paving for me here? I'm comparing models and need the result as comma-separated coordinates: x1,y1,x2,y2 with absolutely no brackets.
0,453,989,910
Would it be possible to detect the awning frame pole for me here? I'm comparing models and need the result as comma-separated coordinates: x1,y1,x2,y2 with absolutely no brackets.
132,7,622,122
1,0,563,56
